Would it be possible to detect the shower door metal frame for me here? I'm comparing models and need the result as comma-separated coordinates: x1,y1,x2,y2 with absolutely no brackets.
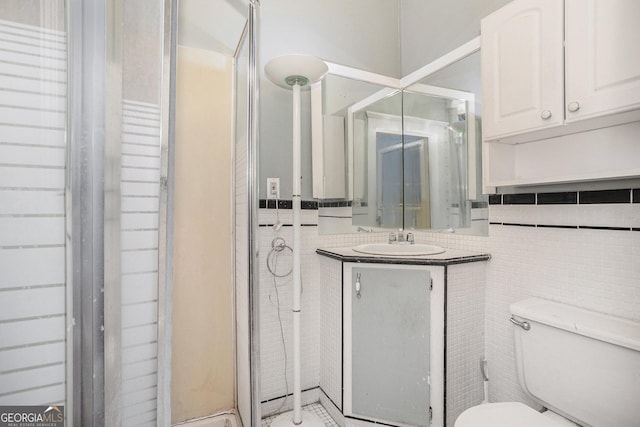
248,3,261,426
157,0,178,425
67,0,109,424
233,1,262,426
66,0,176,424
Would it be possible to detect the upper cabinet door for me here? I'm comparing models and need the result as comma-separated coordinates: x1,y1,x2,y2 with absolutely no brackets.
481,0,564,140
565,0,640,122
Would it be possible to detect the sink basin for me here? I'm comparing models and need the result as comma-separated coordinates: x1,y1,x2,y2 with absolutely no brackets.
352,243,445,256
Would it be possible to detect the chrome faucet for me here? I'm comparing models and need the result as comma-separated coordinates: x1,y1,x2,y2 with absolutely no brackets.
388,229,414,244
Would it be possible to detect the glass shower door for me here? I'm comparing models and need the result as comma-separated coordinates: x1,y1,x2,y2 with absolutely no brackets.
115,1,170,425
0,1,69,411
349,266,431,426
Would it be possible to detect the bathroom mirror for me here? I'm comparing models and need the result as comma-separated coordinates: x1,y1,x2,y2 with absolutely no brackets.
410,51,485,205
316,48,488,235
314,74,396,201
351,87,473,231
351,88,404,229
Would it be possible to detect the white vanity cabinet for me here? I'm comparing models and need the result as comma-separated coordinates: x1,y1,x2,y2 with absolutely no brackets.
317,248,489,427
481,0,640,190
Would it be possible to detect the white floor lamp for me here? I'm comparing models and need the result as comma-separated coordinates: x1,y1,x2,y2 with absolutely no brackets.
264,54,328,427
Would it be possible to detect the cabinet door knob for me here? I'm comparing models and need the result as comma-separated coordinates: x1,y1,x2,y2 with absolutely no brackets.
567,101,580,113
541,110,552,120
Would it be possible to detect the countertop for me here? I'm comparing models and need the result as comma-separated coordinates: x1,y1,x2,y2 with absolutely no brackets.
316,246,490,266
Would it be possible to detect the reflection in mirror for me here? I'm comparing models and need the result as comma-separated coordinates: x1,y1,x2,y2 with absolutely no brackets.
413,53,484,193
402,89,472,231
317,50,488,236
410,51,487,235
320,74,396,202
351,89,472,231
351,90,403,229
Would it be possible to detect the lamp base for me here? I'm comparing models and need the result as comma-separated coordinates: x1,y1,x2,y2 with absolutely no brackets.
269,410,325,427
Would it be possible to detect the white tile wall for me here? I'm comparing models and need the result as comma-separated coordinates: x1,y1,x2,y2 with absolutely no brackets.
446,263,486,426
260,208,493,425
319,256,342,409
258,208,384,410
259,198,640,424
484,202,640,406
259,210,392,420
259,220,321,403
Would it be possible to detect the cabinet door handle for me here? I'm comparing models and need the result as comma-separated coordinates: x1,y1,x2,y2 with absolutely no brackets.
567,101,580,113
540,110,552,120
355,272,361,299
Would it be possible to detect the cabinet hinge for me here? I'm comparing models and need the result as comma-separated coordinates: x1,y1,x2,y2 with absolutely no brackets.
429,277,433,291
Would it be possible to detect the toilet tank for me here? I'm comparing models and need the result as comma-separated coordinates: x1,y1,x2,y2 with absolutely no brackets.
510,298,640,427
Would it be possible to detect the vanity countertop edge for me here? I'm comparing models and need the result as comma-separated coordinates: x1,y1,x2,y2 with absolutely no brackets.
316,247,491,266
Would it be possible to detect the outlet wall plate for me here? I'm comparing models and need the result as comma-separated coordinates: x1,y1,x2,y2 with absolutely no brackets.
267,177,280,199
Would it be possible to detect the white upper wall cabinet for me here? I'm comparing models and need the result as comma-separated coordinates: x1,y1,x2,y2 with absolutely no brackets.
480,0,640,191
565,0,640,122
481,0,564,140
482,0,640,142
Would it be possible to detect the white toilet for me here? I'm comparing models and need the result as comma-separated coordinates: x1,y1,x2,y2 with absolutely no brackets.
455,297,640,427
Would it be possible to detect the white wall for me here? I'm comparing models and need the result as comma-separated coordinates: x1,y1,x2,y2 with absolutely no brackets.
172,46,235,423
259,0,401,200
400,0,512,76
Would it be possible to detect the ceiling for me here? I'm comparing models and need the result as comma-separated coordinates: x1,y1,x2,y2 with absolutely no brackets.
178,0,247,54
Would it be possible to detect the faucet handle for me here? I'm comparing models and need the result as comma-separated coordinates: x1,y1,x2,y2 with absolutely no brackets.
388,232,397,243
406,232,414,244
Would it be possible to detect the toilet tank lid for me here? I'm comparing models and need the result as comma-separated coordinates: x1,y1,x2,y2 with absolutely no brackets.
510,298,640,352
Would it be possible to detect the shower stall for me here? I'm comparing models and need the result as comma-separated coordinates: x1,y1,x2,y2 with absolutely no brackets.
0,0,176,424
0,0,263,424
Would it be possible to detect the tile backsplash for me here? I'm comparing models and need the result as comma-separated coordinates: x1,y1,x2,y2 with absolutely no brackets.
257,187,640,417
483,191,640,406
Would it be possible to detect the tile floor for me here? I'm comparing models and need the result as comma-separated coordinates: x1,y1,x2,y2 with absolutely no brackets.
261,403,338,427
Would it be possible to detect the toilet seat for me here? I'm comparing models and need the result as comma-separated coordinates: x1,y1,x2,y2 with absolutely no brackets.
454,402,567,427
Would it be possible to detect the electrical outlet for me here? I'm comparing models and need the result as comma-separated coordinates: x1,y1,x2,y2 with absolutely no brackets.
267,178,280,199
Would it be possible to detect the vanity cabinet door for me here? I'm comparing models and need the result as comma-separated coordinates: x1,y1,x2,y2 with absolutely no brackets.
565,0,640,122
481,0,564,140
347,266,431,426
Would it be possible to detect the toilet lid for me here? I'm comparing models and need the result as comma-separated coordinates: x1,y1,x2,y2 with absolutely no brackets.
455,402,565,427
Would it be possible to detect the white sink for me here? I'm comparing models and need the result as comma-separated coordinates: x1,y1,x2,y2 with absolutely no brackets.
352,243,445,256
